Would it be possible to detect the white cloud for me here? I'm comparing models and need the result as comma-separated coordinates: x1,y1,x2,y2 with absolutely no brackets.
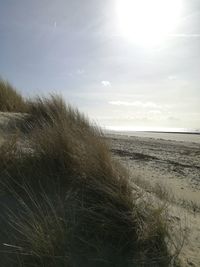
108,101,161,109
168,75,176,80
101,81,111,87
167,116,180,121
148,110,162,115
77,69,85,75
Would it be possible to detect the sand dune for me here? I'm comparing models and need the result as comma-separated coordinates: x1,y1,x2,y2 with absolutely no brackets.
1,112,199,266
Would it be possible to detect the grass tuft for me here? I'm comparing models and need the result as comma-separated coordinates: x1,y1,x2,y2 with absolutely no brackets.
0,81,181,266
0,79,27,112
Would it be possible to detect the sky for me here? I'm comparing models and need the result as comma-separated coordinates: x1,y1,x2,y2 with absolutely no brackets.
0,0,200,131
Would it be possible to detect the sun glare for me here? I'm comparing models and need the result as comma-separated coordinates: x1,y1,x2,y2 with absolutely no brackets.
116,0,182,46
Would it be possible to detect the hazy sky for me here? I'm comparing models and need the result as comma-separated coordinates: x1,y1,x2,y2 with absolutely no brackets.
0,0,200,130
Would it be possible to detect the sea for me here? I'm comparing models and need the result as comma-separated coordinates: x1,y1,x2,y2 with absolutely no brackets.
104,127,200,144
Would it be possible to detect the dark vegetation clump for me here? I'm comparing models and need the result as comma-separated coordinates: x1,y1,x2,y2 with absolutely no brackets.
0,79,179,266
0,79,27,112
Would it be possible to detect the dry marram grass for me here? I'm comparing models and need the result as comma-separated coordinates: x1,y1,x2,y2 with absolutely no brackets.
0,80,181,266
0,79,27,112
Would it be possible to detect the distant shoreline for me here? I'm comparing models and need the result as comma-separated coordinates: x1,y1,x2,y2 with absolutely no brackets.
104,129,200,143
105,129,200,135
132,131,200,135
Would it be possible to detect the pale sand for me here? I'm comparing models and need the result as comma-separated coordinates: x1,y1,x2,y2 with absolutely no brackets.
0,112,25,136
106,133,200,267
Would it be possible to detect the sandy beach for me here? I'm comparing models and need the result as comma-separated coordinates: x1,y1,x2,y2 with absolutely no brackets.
106,133,200,267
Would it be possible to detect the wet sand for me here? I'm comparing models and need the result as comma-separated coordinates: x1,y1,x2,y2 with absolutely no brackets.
106,133,200,267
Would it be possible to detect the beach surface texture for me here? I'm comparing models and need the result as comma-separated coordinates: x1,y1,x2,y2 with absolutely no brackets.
107,132,200,267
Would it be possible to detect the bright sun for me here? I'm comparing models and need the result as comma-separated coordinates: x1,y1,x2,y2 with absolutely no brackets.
116,0,182,46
